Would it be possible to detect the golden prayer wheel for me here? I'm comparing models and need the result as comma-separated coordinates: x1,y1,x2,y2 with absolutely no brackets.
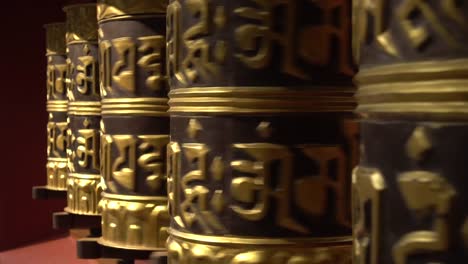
63,3,101,216
97,0,170,251
166,0,358,263
353,1,468,263
45,22,68,192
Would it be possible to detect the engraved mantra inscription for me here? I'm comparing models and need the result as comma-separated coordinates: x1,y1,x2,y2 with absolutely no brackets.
168,142,352,234
355,0,467,56
76,45,98,96
167,0,352,85
47,63,67,100
66,58,74,99
353,168,468,264
69,127,100,173
67,45,99,100
100,36,165,95
102,135,169,193
235,0,352,77
354,126,468,264
47,122,68,158
167,0,222,85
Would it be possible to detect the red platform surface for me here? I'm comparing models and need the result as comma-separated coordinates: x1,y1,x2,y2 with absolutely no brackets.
0,236,149,264
0,235,151,264
0,236,96,264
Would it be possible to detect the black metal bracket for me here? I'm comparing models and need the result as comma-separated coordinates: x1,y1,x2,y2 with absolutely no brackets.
32,186,67,200
53,211,101,230
76,237,156,261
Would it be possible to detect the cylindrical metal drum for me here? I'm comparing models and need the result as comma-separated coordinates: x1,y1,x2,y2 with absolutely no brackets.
45,22,68,191
353,1,468,263
97,0,170,251
63,3,101,216
166,0,358,262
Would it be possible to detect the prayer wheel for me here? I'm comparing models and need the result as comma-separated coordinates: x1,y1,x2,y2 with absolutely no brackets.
45,22,68,192
97,0,170,251
63,3,101,216
166,0,358,263
353,1,468,263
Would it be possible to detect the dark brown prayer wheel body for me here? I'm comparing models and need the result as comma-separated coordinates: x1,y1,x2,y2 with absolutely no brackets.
166,0,358,263
353,1,468,264
97,0,170,251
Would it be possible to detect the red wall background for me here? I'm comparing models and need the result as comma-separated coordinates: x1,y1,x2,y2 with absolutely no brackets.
0,0,80,251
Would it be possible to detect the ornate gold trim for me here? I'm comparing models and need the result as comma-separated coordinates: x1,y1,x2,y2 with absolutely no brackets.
97,0,167,22
102,98,168,104
99,192,169,250
102,98,169,116
356,59,468,119
358,80,468,101
47,101,68,112
47,157,68,162
66,173,102,215
68,173,101,180
169,229,352,246
98,14,164,24
167,236,352,264
46,160,67,190
68,101,101,116
169,87,356,114
101,192,167,202
44,23,66,56
66,40,99,45
64,4,98,44
358,102,468,119
356,59,468,85
47,107,68,112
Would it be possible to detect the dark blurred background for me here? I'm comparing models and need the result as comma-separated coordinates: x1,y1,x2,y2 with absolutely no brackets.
0,0,94,251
